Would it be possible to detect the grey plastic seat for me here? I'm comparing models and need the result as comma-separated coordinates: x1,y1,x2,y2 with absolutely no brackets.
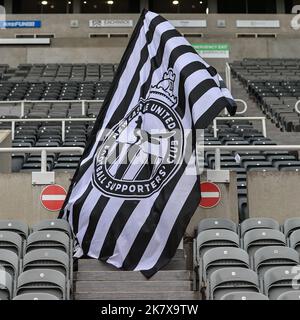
243,229,286,262
0,249,19,279
264,266,300,300
0,269,13,300
277,290,300,300
195,229,239,263
289,230,300,254
253,246,299,280
13,293,59,300
0,231,23,256
32,219,72,238
23,249,70,279
283,218,300,239
209,267,260,300
16,269,68,300
202,247,249,283
197,218,237,234
240,218,280,238
0,220,29,240
220,291,269,300
26,231,70,255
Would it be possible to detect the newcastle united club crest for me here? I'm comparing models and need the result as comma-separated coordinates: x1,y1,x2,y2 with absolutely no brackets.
93,69,184,198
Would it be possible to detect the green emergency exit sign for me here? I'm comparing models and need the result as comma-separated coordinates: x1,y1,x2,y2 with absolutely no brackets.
192,43,230,58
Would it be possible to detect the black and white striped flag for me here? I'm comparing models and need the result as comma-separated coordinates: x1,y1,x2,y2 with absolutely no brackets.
59,9,236,277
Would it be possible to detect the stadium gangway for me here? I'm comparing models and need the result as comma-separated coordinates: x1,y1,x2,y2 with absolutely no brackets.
203,145,300,171
0,99,104,117
0,147,84,173
295,100,300,114
0,117,96,142
212,116,267,138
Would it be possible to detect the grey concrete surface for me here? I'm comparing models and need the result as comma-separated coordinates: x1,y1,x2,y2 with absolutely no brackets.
0,130,11,173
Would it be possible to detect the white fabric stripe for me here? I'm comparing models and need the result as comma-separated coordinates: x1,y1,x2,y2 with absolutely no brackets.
201,192,220,198
87,197,125,258
122,150,148,181
109,143,131,176
42,195,66,201
76,187,102,243
192,86,226,123
134,154,197,271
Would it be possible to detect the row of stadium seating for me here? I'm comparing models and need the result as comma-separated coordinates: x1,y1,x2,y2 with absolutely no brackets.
0,219,73,300
230,59,300,132
194,217,300,300
0,64,118,83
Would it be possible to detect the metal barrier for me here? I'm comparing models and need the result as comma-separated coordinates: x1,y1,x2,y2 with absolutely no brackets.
213,116,267,138
225,62,231,93
0,117,96,142
0,147,84,173
0,99,104,117
295,100,300,115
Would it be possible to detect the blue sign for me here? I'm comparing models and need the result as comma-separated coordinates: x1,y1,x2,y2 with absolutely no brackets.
0,20,41,28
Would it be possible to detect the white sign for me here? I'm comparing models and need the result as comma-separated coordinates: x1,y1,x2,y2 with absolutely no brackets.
89,19,133,28
169,20,207,28
236,20,280,28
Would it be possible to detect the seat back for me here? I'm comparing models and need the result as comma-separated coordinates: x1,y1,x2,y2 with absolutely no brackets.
13,293,60,300
32,220,72,238
0,220,29,240
0,269,13,300
240,218,280,238
220,291,269,300
277,290,300,300
0,231,23,256
197,218,237,234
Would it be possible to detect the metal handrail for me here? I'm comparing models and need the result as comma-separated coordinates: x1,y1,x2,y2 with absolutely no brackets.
0,147,84,173
202,145,300,171
234,99,248,114
213,116,267,138
0,117,96,142
0,99,104,117
295,100,300,115
225,62,231,93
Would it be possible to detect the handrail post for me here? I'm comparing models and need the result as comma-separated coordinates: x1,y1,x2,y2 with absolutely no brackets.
62,120,65,143
225,62,232,93
41,149,47,173
20,101,25,117
262,118,267,138
82,100,86,116
213,118,218,138
11,121,15,140
215,147,221,170
295,100,300,115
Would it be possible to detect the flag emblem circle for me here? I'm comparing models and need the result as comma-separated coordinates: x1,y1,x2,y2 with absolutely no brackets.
199,182,221,208
40,185,67,212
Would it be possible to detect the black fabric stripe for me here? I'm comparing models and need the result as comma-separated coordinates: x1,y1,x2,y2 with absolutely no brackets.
141,180,200,278
194,96,237,129
188,78,219,107
81,195,110,255
121,135,194,270
58,9,148,218
72,183,93,235
98,200,140,260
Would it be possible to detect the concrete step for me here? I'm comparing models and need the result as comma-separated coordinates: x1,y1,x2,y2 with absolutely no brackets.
78,259,187,272
75,280,192,292
74,270,192,281
75,291,200,300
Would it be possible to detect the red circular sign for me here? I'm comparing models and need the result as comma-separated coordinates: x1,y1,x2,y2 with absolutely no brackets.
199,182,221,208
40,185,67,212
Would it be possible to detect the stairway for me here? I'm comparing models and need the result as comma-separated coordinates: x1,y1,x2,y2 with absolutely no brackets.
74,250,199,300
231,78,300,146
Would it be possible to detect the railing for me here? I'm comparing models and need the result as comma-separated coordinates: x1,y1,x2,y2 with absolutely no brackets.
0,147,84,173
225,62,231,93
213,116,267,138
0,100,104,117
0,117,96,142
295,100,300,115
203,145,300,171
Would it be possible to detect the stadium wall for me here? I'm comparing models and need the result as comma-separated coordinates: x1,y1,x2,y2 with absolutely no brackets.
0,14,299,70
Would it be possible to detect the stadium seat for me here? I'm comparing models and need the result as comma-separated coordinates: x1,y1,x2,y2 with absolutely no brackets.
208,267,260,300
220,291,269,300
0,249,19,279
243,229,286,261
253,246,299,280
289,230,300,254
0,231,23,256
13,293,59,300
202,247,249,283
31,219,73,238
0,220,29,240
283,218,300,239
277,291,300,300
16,269,68,300
240,218,280,238
263,266,300,300
0,269,13,300
197,218,237,234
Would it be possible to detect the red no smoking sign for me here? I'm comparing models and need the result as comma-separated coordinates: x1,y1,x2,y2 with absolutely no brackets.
40,185,67,212
199,182,221,208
